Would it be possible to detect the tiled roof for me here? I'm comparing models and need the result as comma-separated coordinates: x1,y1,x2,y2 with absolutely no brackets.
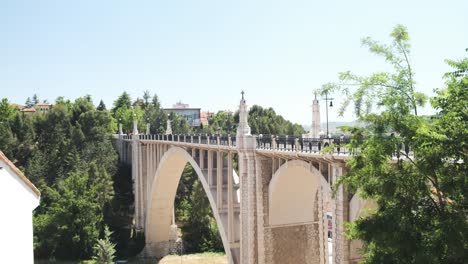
21,108,36,112
34,103,51,106
0,151,40,197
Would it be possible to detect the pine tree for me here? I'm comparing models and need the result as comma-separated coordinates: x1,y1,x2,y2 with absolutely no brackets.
92,226,116,264
97,100,107,111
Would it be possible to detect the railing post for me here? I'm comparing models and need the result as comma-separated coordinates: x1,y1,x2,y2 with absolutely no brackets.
217,135,220,145
271,135,276,150
198,135,201,144
207,134,210,145
228,134,232,147
295,138,299,152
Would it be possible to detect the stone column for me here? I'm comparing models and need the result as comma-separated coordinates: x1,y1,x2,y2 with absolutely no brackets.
332,164,350,264
236,92,258,264
132,118,143,229
255,156,272,264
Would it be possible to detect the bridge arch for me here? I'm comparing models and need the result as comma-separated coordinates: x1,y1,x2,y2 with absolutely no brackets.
144,146,232,262
268,160,330,226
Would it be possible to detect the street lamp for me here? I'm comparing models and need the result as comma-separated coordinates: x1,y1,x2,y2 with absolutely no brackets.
323,92,334,138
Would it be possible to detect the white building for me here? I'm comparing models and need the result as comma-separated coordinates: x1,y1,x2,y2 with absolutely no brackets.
0,151,40,264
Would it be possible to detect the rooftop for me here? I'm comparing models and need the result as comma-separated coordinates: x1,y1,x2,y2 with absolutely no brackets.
0,151,40,197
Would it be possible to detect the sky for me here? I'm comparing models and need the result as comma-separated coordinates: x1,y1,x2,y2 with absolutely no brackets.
1,0,467,125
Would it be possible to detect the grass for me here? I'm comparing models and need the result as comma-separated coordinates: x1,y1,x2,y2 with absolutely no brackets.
35,253,227,264
158,253,227,264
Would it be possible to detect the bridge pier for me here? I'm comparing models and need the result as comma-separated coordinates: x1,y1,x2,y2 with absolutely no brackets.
140,224,179,258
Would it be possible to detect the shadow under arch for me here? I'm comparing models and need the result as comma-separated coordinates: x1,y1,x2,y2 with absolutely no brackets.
267,160,332,264
269,160,331,226
144,146,233,263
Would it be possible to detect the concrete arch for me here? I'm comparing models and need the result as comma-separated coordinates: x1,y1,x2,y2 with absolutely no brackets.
144,146,232,262
268,160,330,226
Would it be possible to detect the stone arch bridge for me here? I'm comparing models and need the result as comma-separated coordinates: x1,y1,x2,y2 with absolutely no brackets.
114,97,373,264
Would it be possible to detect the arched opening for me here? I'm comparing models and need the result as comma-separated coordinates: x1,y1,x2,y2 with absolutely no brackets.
269,160,322,226
267,160,332,264
144,147,232,262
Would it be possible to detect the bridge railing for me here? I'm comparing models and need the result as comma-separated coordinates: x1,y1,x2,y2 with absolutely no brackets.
122,133,411,157
256,134,352,154
135,133,237,147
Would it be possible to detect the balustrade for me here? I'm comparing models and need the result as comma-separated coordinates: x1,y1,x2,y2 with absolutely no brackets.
120,133,412,157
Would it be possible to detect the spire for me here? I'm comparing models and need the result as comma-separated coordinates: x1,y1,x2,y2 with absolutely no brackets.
237,91,251,136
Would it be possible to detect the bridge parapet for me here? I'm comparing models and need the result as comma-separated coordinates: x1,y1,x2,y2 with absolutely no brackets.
115,133,413,161
135,133,238,147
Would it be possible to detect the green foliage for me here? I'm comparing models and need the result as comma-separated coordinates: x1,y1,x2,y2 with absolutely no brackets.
248,105,305,135
34,171,102,260
175,165,224,253
197,111,236,134
322,24,426,117
168,112,191,134
0,95,119,260
0,98,15,122
92,226,116,264
111,92,132,114
325,26,467,263
97,100,107,111
144,93,169,134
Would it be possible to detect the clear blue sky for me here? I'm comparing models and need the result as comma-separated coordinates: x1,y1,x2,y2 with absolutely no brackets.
1,0,467,125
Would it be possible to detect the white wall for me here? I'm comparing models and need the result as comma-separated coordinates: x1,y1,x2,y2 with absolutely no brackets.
0,161,40,264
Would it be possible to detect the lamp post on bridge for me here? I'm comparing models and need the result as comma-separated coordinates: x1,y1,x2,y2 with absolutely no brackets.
322,92,334,138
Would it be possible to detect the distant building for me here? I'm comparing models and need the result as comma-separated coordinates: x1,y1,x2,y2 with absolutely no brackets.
200,111,214,126
34,102,52,113
10,103,24,110
163,101,201,127
20,108,37,116
0,151,40,264
13,102,52,115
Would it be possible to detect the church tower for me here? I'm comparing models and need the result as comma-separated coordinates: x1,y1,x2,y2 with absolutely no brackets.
311,93,321,138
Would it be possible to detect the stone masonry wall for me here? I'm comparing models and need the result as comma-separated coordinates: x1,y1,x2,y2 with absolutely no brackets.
264,223,321,264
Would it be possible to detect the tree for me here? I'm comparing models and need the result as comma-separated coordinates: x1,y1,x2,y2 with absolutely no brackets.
0,122,17,158
92,226,116,264
248,105,305,136
321,25,467,263
0,98,15,121
32,93,40,105
175,165,223,253
111,92,132,114
97,100,107,111
143,90,151,108
168,112,191,134
114,105,144,133
25,97,33,107
34,171,102,260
